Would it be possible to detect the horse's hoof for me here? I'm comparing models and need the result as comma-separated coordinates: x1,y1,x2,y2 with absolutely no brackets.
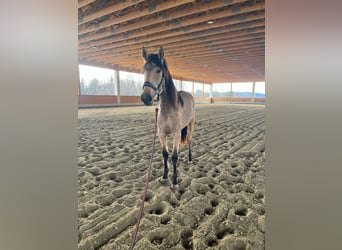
188,160,193,164
159,178,168,185
170,184,179,190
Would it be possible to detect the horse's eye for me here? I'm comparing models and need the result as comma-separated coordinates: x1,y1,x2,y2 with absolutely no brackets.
156,69,161,73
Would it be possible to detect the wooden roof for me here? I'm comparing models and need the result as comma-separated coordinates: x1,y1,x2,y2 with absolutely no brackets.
78,0,265,83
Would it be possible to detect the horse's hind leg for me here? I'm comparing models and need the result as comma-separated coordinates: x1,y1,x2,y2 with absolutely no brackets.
187,117,195,164
188,143,192,164
171,132,181,190
159,135,168,184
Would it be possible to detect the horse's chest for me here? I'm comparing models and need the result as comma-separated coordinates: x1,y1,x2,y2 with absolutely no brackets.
158,115,179,135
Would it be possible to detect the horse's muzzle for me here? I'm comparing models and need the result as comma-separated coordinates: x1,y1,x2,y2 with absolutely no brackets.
141,93,153,106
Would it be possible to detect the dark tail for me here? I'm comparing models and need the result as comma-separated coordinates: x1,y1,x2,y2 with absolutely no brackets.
180,126,188,146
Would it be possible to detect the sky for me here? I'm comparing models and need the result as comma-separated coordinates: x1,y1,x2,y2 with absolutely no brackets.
79,64,114,84
234,82,265,94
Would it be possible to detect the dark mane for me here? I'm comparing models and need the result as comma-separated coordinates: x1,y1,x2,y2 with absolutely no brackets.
145,54,178,109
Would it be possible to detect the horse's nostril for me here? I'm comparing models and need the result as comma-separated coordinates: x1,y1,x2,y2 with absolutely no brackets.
141,93,152,105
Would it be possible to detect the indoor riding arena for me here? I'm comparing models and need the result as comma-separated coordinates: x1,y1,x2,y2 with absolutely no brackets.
78,1,265,249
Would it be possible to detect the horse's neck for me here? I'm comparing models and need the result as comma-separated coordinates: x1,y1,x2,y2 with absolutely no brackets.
160,78,178,112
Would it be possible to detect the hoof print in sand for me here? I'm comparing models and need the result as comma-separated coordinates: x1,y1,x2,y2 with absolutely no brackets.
148,228,179,248
235,207,248,217
204,207,214,216
206,236,219,247
148,202,167,216
216,226,235,240
160,215,172,225
181,228,193,249
210,198,219,207
143,190,154,202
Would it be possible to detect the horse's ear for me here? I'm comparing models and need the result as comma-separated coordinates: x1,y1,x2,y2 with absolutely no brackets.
142,47,148,62
158,46,164,63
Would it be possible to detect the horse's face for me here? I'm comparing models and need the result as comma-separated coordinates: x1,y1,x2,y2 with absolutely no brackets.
141,47,164,106
141,63,163,106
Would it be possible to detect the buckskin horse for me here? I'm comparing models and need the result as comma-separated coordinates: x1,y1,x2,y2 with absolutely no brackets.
140,46,195,190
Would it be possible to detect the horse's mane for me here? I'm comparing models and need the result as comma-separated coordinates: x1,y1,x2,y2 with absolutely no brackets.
146,54,178,109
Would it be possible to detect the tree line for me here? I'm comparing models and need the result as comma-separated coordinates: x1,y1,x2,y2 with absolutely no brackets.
80,77,143,96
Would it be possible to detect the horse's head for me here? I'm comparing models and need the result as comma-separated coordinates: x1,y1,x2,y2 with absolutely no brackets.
141,46,165,106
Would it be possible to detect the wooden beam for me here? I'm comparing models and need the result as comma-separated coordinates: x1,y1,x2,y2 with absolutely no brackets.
84,33,265,63
99,52,261,74
125,3,264,40
78,0,195,35
186,48,264,58
79,25,265,59
165,33,265,52
177,42,264,56
79,4,264,53
80,16,264,54
79,0,145,25
82,50,264,71
78,0,97,9
79,22,264,64
80,33,264,64
78,0,249,44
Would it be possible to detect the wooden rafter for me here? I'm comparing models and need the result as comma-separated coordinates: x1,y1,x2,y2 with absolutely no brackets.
78,0,265,83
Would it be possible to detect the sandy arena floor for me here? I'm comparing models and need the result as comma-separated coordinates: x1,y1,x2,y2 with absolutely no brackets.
78,103,265,250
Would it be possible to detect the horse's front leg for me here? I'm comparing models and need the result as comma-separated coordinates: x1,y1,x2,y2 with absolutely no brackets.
171,132,181,190
159,134,168,184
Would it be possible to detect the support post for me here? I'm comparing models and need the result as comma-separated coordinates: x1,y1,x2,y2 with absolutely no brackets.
78,80,81,96
192,81,194,96
116,70,121,104
77,67,81,96
252,81,256,102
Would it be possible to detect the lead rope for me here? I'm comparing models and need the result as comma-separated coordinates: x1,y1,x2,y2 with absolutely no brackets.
129,100,159,250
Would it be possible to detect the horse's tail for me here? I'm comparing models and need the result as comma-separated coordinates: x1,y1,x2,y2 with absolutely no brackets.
180,126,188,146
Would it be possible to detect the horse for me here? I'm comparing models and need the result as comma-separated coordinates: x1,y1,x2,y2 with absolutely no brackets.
140,46,195,190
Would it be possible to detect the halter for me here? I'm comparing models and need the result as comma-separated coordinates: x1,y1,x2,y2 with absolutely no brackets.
142,77,165,101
